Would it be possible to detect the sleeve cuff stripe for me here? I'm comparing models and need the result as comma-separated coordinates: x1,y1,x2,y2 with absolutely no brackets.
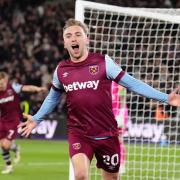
51,84,62,92
114,71,125,83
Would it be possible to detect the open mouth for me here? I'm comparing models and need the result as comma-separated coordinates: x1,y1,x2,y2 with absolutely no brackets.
72,45,79,52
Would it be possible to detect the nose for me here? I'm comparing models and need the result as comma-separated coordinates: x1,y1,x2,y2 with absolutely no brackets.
71,35,77,42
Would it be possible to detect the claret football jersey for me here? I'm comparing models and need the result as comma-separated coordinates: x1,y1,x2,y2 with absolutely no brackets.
52,53,124,138
0,83,22,122
34,53,169,135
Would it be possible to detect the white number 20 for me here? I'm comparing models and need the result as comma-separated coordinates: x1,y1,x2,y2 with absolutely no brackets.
103,154,119,166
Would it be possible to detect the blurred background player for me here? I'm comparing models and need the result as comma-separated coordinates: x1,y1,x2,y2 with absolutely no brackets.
111,81,128,175
0,71,46,174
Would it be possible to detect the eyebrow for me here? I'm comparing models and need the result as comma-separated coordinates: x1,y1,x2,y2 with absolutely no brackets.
64,31,82,36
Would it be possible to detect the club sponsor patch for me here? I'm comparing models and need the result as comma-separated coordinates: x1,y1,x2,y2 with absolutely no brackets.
63,80,99,92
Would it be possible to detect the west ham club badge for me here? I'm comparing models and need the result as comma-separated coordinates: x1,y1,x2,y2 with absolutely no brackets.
89,65,99,75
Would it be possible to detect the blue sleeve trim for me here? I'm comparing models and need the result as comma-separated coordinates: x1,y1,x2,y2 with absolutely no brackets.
118,73,168,104
32,88,61,123
12,82,22,94
52,66,62,90
51,84,64,92
114,71,125,83
105,54,122,80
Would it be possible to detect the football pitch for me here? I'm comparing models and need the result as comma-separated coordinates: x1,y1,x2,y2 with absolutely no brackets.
0,139,179,180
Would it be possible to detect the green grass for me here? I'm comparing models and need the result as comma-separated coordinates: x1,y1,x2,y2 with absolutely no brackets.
0,140,179,180
0,139,69,180
123,144,180,180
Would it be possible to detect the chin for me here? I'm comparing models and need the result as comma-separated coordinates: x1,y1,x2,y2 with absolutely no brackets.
72,53,82,59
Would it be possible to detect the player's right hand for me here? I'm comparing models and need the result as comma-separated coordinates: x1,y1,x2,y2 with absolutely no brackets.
18,113,38,138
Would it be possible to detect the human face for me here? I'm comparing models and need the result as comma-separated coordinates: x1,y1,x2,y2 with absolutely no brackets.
63,25,89,62
0,78,8,91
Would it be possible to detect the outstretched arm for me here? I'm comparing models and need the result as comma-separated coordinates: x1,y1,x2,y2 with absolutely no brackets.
19,88,61,137
19,66,63,137
32,88,61,122
105,55,180,107
21,85,47,93
119,73,168,103
119,73,180,107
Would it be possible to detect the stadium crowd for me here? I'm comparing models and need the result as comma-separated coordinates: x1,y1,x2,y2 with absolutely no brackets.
0,0,179,115
0,0,74,114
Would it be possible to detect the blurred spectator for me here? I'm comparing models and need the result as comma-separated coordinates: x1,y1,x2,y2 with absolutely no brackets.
0,0,179,117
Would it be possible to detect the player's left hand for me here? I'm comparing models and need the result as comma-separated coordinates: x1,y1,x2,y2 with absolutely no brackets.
168,87,180,107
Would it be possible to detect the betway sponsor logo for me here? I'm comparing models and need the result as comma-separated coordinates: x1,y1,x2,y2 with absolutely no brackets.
18,120,58,139
0,95,14,104
63,80,99,92
123,120,164,143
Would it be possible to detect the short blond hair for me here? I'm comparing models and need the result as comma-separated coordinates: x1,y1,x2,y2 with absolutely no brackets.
63,18,89,35
0,72,8,80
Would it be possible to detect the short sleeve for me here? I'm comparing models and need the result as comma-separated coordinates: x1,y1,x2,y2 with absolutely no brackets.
51,66,63,91
105,54,125,82
12,82,23,94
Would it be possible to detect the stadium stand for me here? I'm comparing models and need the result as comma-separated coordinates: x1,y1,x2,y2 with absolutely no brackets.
0,0,178,115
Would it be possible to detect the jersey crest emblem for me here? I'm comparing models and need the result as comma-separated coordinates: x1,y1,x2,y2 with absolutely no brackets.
7,89,13,95
89,65,99,75
72,143,81,150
